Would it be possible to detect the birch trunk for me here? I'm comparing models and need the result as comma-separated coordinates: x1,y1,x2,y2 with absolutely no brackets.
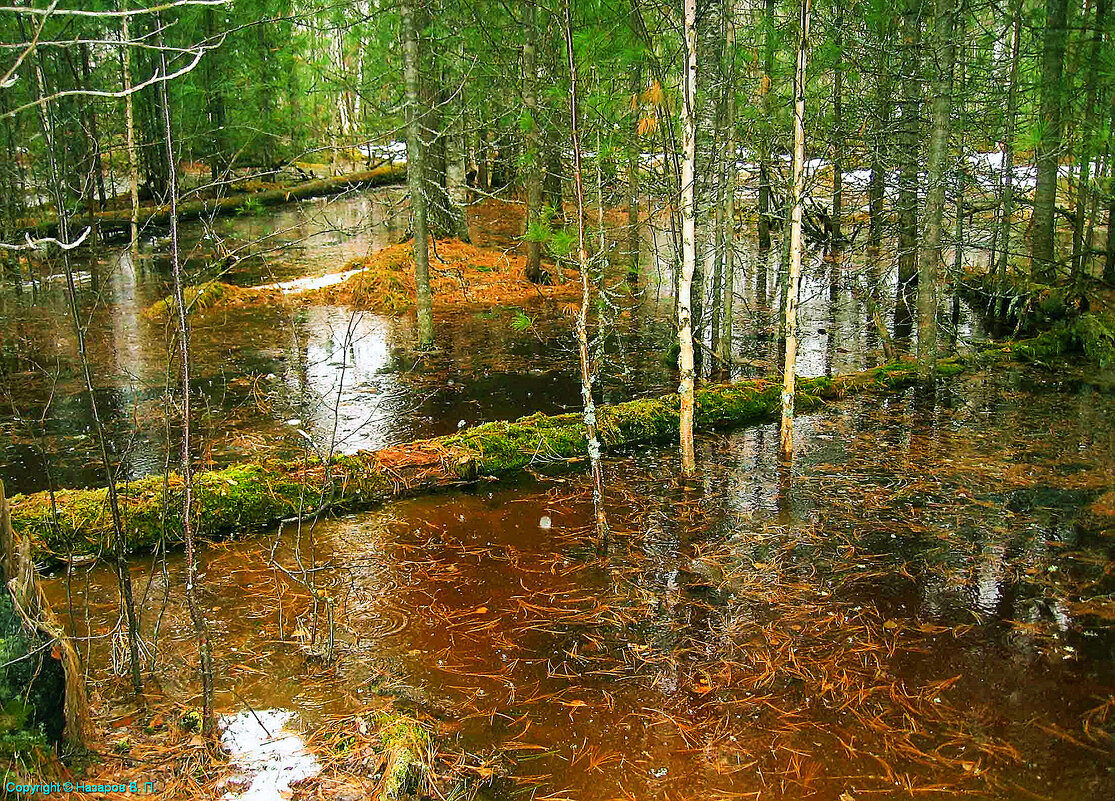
780,0,810,461
678,0,698,475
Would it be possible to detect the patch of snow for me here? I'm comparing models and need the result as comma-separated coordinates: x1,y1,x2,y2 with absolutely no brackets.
259,267,364,294
360,141,407,163
220,709,319,801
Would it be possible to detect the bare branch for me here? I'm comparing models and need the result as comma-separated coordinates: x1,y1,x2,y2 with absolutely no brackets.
0,0,230,19
0,227,91,252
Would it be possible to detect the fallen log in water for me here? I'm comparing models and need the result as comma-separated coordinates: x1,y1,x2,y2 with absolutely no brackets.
23,164,406,237
5,343,1067,562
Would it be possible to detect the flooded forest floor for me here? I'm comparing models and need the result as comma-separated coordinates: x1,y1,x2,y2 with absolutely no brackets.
0,183,1112,800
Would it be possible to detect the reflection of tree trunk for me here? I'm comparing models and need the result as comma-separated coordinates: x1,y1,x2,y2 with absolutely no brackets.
780,0,809,461
853,277,897,362
916,0,954,381
1031,0,1069,278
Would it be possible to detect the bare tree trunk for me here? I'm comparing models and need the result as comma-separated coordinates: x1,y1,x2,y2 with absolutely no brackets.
916,0,954,381
995,0,1023,284
564,0,607,541
678,0,698,476
831,0,843,243
122,9,140,260
1031,0,1069,278
1072,0,1106,279
524,1,545,283
1107,111,1115,282
403,0,435,349
78,43,106,212
758,0,776,253
0,481,91,746
157,14,214,738
718,3,738,366
867,42,890,254
780,0,810,461
895,1,922,343
25,29,144,698
627,16,641,283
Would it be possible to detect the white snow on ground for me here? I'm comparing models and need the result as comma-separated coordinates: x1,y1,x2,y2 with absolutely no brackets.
220,709,320,801
360,141,407,163
258,267,364,293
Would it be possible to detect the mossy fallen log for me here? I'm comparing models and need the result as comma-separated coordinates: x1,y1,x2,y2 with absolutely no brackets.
4,346,1062,562
24,164,406,237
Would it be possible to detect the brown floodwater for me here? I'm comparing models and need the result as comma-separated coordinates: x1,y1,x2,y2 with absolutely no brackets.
42,365,1115,800
0,186,986,497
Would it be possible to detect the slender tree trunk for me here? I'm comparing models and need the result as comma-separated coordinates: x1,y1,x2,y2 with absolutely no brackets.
868,59,889,254
1031,0,1069,278
679,0,698,476
25,29,145,698
916,0,954,381
1106,106,1115,281
564,0,607,541
403,0,435,349
122,10,140,261
831,0,843,243
719,1,738,366
1072,0,1106,279
524,1,545,283
758,0,776,253
995,0,1023,283
895,1,922,342
780,0,810,461
79,44,106,212
627,22,641,283
157,14,214,737
203,8,228,181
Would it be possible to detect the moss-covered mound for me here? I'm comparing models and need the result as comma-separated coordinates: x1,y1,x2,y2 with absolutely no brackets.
143,280,231,321
0,594,65,752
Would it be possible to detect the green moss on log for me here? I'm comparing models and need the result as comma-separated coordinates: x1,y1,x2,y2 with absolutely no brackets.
23,165,406,238
3,346,1069,562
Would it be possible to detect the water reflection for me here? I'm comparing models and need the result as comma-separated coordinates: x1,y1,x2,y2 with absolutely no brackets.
42,367,1115,800
2,187,987,497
